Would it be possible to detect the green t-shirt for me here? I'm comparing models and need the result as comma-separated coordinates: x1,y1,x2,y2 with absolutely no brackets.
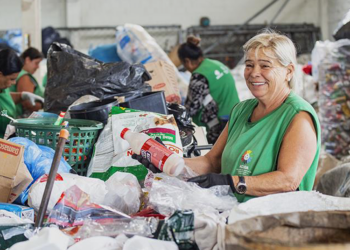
192,58,240,127
10,69,44,117
221,91,321,203
0,88,16,138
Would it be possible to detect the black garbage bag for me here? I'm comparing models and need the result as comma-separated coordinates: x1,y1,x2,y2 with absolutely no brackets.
42,26,72,58
44,42,151,114
167,103,195,148
333,10,350,40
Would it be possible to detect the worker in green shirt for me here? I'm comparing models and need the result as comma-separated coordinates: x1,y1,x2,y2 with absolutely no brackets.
135,31,321,203
0,49,44,138
186,31,321,202
178,36,240,144
10,47,44,117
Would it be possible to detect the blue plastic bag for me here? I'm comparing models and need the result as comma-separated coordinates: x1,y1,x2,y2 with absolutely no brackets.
88,43,122,63
9,137,71,205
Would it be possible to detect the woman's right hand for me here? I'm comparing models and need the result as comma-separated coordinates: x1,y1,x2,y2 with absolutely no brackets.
21,91,44,106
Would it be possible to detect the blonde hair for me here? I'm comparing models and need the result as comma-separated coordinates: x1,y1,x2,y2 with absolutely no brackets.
243,30,297,88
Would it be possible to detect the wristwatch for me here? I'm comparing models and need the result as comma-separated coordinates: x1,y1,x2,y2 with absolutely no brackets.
236,176,247,194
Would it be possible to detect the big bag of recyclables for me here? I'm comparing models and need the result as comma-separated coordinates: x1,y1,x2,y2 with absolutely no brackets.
115,23,189,99
87,106,183,181
28,173,107,213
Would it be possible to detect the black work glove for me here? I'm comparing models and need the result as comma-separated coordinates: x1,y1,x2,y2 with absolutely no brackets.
131,137,165,173
187,173,236,193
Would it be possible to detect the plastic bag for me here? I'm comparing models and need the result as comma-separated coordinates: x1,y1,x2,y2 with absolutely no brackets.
88,107,183,182
115,24,189,101
66,216,158,241
8,137,71,205
312,39,350,158
311,39,350,82
157,210,197,250
67,235,127,250
316,162,350,197
88,43,122,63
45,42,151,114
116,24,168,65
47,185,129,228
146,173,238,216
228,191,350,225
124,236,179,250
28,173,107,213
9,227,70,250
333,9,350,40
102,172,141,215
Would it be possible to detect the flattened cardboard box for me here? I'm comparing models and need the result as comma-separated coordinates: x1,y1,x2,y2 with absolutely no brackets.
145,60,181,104
0,139,32,203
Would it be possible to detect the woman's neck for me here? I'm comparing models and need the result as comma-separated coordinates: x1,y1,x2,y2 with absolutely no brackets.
252,88,291,122
22,66,30,73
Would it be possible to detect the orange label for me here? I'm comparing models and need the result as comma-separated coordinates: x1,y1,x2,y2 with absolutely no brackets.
0,141,20,156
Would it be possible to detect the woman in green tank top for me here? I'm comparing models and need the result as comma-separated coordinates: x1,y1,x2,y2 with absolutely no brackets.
10,47,44,117
177,36,240,144
185,31,321,203
1,49,44,139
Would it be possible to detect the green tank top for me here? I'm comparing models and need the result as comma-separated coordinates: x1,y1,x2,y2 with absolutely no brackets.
192,59,239,127
221,91,321,203
0,88,17,138
10,69,44,117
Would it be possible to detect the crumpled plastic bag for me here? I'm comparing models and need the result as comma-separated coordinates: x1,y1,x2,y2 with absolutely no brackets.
45,42,151,114
124,236,179,250
146,173,238,216
102,172,142,215
316,162,350,197
9,227,70,250
47,185,128,228
68,235,127,250
311,39,350,82
28,173,107,213
8,137,71,205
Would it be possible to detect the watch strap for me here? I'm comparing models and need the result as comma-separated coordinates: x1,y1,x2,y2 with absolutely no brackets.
225,174,236,193
239,176,245,184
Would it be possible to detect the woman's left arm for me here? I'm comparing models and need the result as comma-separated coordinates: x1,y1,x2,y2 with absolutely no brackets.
238,111,317,196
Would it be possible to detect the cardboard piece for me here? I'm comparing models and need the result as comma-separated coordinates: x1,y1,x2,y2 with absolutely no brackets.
145,61,181,104
0,139,33,203
225,210,350,250
168,44,182,67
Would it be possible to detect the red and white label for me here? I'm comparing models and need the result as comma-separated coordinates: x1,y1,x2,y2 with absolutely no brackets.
140,139,173,171
0,141,20,156
39,173,64,183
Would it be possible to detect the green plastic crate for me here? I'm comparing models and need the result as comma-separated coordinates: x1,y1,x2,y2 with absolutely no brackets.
12,118,103,176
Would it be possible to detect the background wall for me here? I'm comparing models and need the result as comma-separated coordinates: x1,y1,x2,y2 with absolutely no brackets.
0,0,350,40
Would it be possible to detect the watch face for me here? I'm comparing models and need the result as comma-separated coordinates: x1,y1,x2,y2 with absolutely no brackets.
237,184,247,194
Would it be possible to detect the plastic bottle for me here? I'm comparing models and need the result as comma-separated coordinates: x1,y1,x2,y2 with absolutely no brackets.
120,128,185,176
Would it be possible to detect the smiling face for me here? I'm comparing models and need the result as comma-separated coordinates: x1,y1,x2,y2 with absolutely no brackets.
244,48,293,102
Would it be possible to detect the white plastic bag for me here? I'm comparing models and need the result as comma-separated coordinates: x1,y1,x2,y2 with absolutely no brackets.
102,172,142,214
311,39,350,82
68,236,125,250
123,236,178,250
147,173,238,216
9,227,70,250
28,173,108,213
228,191,350,225
115,24,189,98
